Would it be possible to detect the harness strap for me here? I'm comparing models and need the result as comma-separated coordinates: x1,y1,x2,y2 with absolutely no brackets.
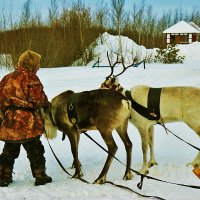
148,88,162,120
158,122,200,151
125,89,161,120
105,181,165,200
67,93,79,124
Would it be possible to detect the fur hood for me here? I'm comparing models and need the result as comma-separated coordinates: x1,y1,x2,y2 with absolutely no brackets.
17,50,41,73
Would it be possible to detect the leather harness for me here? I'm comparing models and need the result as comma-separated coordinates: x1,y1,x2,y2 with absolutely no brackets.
67,88,162,124
67,93,79,124
125,88,162,120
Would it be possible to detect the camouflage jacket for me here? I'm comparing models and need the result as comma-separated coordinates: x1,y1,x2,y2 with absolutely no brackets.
0,67,48,141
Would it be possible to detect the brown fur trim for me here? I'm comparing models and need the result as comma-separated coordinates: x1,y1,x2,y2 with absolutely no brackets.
18,50,41,72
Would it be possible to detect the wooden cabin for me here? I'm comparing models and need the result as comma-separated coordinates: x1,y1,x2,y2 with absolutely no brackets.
163,21,200,47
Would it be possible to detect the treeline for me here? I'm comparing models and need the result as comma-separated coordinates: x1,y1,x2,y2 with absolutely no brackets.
0,0,199,67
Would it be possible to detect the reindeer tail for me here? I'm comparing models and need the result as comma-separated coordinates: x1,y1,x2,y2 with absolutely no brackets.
122,99,131,111
121,99,132,118
41,109,57,139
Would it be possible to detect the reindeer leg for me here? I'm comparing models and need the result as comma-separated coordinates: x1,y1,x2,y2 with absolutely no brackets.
187,152,200,168
148,126,158,168
94,132,117,184
70,130,82,169
71,160,82,169
138,128,149,174
184,123,200,168
67,130,83,178
116,126,133,180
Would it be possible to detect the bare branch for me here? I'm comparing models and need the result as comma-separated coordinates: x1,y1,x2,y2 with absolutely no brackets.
106,51,119,79
106,52,145,79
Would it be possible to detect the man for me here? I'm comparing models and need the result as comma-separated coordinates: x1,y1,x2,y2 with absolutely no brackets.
0,50,52,187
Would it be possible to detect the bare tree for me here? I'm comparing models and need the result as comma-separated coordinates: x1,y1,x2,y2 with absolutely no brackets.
94,0,108,29
19,0,32,27
132,0,146,45
48,0,59,25
111,0,126,56
0,5,7,30
31,9,43,27
145,5,156,48
189,7,200,25
8,0,14,29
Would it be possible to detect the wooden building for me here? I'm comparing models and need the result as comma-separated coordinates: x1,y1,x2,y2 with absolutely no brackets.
163,21,200,47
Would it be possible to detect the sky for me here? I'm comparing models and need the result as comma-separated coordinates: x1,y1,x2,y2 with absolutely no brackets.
0,0,199,20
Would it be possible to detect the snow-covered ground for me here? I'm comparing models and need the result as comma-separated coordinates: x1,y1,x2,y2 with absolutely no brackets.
0,34,200,200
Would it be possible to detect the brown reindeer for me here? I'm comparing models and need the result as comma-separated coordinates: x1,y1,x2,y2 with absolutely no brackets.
49,89,132,184
100,54,200,175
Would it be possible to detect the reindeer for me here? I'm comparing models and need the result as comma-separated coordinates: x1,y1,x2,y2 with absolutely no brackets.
100,53,200,175
49,89,132,184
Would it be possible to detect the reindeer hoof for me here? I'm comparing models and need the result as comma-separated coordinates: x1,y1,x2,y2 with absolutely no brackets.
187,162,200,168
93,176,106,184
148,161,158,168
72,171,83,179
139,169,149,175
123,172,133,180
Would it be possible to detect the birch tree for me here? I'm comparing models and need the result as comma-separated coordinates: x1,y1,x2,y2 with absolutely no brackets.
111,0,126,56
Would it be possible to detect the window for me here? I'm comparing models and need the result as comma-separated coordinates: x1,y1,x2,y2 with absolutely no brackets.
171,35,175,43
179,34,188,43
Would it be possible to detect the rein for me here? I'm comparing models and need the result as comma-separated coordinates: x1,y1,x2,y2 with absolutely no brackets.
158,122,200,151
42,110,200,199
44,131,89,183
44,131,165,199
83,132,200,190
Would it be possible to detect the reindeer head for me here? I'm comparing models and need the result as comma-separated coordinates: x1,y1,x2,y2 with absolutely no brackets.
100,76,120,90
100,52,138,92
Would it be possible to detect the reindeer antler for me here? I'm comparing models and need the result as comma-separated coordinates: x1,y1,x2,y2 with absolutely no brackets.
106,51,120,79
114,56,136,77
106,52,145,79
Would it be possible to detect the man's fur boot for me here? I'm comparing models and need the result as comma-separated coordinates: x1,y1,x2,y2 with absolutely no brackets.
32,167,52,186
0,164,13,187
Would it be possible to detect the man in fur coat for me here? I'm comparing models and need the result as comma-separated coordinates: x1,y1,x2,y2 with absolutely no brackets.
0,50,52,187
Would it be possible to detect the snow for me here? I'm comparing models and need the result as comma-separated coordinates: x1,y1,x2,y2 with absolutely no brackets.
163,20,200,34
1,34,200,199
177,41,200,63
86,32,157,66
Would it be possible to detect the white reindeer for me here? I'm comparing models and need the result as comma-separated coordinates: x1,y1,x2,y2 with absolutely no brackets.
100,55,200,174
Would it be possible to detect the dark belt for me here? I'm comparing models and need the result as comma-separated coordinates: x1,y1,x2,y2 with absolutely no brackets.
4,106,37,112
